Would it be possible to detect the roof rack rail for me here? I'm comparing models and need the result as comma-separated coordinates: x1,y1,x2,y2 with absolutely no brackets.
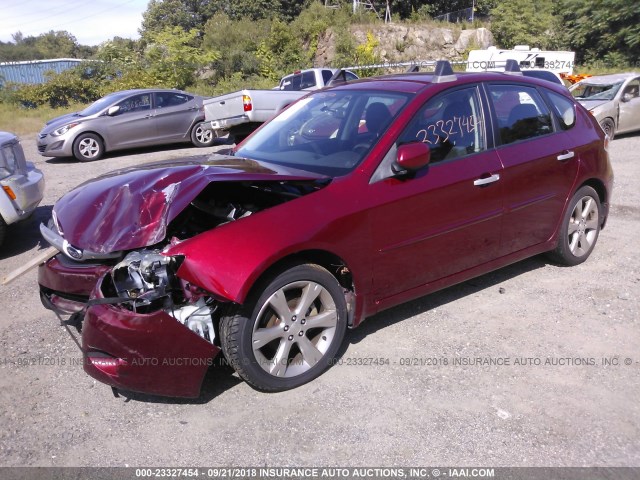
504,59,523,76
432,60,457,84
326,69,350,87
404,60,457,83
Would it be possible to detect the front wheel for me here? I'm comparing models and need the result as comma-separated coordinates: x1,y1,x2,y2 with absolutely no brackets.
549,185,602,266
190,121,215,147
220,264,348,392
72,133,104,161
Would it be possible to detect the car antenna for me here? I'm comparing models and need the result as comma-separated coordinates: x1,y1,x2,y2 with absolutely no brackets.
432,60,457,83
504,59,523,76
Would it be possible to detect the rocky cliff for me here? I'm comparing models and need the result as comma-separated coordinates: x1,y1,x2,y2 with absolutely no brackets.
315,23,494,68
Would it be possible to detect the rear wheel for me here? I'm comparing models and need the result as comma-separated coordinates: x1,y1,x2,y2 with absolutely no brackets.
600,118,615,140
190,121,215,147
220,264,348,391
549,185,602,266
72,133,104,161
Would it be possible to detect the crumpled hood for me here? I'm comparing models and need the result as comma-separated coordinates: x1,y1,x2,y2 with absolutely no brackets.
53,154,328,253
577,99,611,111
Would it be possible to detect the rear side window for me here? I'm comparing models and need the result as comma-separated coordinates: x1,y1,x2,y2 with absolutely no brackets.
300,71,316,89
488,85,553,145
545,90,576,130
398,86,486,164
156,92,192,108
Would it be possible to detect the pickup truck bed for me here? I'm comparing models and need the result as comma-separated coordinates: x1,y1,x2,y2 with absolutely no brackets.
204,89,307,140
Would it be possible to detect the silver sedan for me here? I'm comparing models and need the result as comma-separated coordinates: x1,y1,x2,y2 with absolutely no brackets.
37,89,216,161
570,72,640,140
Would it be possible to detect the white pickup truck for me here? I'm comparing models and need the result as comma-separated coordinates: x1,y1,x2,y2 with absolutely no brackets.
204,68,358,141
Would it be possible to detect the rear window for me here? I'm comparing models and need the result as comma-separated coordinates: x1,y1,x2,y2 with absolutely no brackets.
545,90,576,130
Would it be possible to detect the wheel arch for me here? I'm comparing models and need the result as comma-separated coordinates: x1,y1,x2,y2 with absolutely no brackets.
577,178,609,228
73,130,108,152
218,249,359,329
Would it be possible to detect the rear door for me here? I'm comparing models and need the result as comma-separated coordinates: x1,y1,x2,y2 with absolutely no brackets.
154,92,198,142
486,83,580,255
369,86,504,301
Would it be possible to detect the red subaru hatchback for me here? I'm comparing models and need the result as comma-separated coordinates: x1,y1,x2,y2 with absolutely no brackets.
38,62,613,398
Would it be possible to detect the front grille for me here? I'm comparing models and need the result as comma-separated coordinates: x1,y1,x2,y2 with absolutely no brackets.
37,145,46,153
38,133,47,140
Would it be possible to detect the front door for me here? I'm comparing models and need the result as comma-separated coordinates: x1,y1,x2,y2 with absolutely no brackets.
369,86,504,303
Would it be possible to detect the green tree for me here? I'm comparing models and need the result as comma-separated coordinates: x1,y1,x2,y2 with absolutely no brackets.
558,0,640,65
490,0,559,49
202,13,271,82
141,0,218,40
144,26,220,89
141,0,283,41
0,30,94,61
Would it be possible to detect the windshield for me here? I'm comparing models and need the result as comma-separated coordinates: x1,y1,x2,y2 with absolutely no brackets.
571,81,623,101
235,89,411,177
78,91,134,116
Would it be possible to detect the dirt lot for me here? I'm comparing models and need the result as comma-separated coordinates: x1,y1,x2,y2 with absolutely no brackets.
0,133,638,467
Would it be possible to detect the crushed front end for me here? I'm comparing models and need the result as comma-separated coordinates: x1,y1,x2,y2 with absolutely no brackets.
36,156,330,397
82,248,223,398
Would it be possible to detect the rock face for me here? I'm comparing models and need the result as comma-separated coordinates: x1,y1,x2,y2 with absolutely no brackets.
314,23,494,67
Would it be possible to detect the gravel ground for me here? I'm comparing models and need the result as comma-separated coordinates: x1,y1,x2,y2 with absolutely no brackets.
0,133,638,468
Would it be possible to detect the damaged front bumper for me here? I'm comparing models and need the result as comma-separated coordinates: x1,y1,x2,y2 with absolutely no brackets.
82,271,221,398
39,254,113,314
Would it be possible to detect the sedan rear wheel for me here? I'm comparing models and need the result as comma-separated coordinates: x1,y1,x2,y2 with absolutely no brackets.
549,185,601,266
72,133,104,161
220,264,347,391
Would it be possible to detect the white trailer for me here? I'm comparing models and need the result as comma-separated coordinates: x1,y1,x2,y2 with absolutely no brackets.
466,46,575,75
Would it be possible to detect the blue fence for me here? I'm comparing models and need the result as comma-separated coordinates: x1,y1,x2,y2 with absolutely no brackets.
0,58,83,86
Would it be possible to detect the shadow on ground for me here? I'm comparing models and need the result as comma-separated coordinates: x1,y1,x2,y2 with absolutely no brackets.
0,204,52,260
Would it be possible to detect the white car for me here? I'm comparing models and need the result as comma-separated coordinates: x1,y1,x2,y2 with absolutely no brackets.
570,72,640,139
0,131,45,247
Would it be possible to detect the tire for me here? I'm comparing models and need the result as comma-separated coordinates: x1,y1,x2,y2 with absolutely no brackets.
190,121,215,147
72,133,104,161
220,264,348,392
549,185,602,266
0,215,6,248
600,118,615,140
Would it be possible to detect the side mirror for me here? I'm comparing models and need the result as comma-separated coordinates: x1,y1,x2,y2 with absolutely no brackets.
393,142,431,175
107,106,120,116
621,93,633,103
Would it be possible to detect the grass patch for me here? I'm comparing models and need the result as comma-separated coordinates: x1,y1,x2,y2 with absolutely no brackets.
0,103,83,138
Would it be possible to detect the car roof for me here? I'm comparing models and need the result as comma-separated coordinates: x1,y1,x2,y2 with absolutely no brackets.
105,88,190,97
577,72,640,84
521,70,563,85
330,71,568,94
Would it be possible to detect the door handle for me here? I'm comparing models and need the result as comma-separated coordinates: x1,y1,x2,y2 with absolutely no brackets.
473,173,500,187
557,150,575,161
